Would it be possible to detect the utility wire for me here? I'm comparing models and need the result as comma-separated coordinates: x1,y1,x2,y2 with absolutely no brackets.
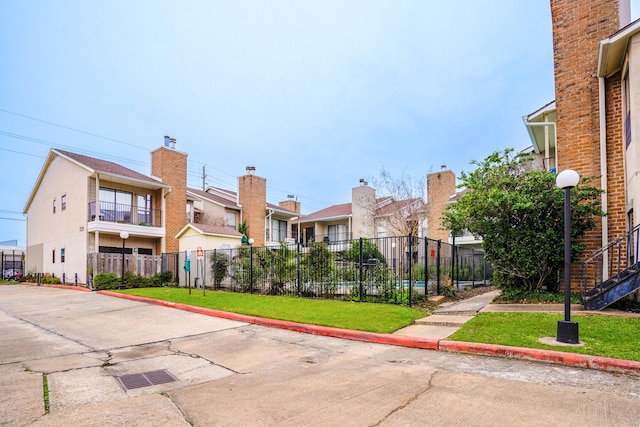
1,108,328,212
0,107,148,150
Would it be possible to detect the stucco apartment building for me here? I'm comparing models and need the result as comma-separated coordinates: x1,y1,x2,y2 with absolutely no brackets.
523,0,640,292
294,168,456,245
23,138,298,284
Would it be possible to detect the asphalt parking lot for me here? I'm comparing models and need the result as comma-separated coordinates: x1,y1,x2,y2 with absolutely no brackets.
1,285,640,426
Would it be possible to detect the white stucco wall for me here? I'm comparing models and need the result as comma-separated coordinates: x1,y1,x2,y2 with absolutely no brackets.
178,227,242,253
26,154,90,282
626,34,640,227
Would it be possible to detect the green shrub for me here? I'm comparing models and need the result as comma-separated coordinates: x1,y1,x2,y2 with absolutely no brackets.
38,274,61,284
124,272,151,288
150,271,173,287
210,252,229,286
94,273,120,290
343,239,386,265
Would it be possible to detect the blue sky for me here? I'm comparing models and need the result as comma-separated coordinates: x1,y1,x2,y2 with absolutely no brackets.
1,1,639,246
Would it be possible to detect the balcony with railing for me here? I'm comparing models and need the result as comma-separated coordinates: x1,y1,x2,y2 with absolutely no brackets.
88,201,162,228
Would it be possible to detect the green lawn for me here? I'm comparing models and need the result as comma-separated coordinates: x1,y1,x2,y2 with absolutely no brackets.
119,288,426,334
449,312,640,361
116,287,640,361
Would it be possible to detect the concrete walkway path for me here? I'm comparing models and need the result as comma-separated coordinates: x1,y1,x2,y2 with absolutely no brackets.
394,290,500,339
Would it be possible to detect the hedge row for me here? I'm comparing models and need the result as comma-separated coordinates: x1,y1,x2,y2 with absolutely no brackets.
93,271,173,290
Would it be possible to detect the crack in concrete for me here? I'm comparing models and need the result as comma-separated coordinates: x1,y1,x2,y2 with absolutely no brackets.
371,370,439,426
161,391,193,426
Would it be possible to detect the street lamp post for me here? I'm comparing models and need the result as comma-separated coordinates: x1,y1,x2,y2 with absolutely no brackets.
119,231,129,290
556,169,580,344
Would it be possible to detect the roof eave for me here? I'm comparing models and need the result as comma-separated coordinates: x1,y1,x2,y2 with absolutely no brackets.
598,18,640,78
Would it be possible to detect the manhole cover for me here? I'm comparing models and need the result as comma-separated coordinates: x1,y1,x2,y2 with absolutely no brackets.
115,369,177,391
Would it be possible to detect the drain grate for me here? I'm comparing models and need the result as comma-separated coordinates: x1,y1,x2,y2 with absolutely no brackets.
115,369,177,391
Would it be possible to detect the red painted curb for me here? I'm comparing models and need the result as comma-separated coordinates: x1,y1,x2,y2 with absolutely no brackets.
439,340,640,377
83,290,640,377
97,291,441,350
22,282,93,292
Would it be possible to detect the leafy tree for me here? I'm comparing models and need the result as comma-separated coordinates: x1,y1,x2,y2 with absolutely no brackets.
305,242,334,283
442,149,604,291
343,238,386,265
238,220,249,245
373,168,426,237
209,251,229,286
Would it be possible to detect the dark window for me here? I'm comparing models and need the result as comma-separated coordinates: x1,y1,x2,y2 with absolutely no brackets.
61,248,65,263
99,246,133,254
53,199,56,214
99,188,133,222
137,194,152,224
61,195,67,211
52,249,55,263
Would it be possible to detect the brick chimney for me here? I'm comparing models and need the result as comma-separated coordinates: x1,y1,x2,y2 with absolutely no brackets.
279,196,301,214
426,167,455,242
151,136,187,253
238,167,267,246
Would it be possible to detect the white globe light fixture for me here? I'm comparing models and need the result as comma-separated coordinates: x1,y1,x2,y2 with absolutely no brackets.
556,169,580,189
556,169,580,344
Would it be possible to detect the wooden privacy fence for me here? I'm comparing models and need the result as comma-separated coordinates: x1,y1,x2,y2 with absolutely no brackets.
87,253,162,278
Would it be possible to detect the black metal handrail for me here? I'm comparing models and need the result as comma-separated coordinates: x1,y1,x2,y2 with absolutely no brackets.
580,223,640,298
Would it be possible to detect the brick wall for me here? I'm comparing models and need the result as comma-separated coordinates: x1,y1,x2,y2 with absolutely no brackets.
151,146,187,253
427,169,455,242
606,74,627,241
550,0,624,289
238,174,267,246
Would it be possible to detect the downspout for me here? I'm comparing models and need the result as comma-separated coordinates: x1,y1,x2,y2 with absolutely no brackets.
162,187,170,254
599,76,609,279
95,175,100,251
266,208,274,244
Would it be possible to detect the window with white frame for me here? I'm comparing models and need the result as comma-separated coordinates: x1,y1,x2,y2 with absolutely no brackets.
328,224,346,242
271,219,288,242
226,211,237,229
53,198,56,214
61,195,67,211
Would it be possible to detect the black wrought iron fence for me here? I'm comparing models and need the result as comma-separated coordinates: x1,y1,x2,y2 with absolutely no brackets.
164,235,492,306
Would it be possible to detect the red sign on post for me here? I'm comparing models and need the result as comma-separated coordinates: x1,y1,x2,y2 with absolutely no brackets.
196,247,204,258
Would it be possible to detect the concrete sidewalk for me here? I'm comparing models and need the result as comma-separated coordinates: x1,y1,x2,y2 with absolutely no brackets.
393,290,500,340
21,283,640,377
395,289,640,341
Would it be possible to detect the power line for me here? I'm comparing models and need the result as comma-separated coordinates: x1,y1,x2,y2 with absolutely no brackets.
0,107,148,150
1,109,329,213
0,217,26,222
0,146,45,159
0,130,148,168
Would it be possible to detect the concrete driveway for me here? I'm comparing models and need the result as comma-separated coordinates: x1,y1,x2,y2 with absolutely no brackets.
1,285,639,426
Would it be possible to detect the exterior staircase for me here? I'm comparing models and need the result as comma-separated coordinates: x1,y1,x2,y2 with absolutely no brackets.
581,224,640,311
